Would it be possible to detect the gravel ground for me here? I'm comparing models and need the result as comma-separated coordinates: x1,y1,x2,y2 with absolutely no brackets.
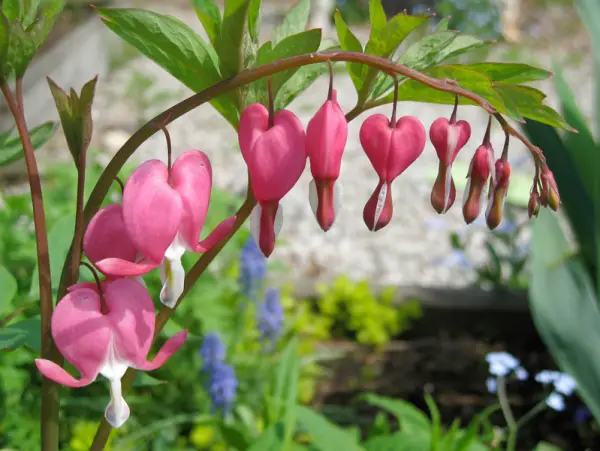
89,1,592,289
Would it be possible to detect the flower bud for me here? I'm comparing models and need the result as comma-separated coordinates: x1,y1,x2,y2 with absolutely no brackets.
540,167,560,211
429,112,471,214
528,188,541,219
359,113,426,231
485,158,511,230
462,144,494,224
306,89,348,231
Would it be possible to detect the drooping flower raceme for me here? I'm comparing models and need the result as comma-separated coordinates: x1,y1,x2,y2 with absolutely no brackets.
238,103,307,257
359,113,426,231
306,89,348,231
84,150,236,307
35,278,188,428
535,370,577,411
463,143,495,224
238,236,266,301
256,287,284,350
199,333,237,413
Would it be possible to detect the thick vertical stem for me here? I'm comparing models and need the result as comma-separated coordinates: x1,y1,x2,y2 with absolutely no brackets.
1,80,59,450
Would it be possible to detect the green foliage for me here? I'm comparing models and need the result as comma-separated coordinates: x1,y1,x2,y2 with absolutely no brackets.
0,121,58,168
316,275,421,347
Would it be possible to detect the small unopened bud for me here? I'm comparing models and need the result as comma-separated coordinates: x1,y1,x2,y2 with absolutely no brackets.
363,181,393,232
462,144,494,224
540,168,560,211
528,187,541,219
430,162,457,213
485,159,511,230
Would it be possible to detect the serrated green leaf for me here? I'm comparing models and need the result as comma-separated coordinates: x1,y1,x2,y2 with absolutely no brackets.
269,29,321,98
191,0,222,47
334,11,363,92
0,121,57,167
295,405,365,451
465,62,552,84
0,265,17,315
217,0,251,78
362,393,431,434
273,0,310,45
0,315,41,351
529,210,600,426
97,7,239,127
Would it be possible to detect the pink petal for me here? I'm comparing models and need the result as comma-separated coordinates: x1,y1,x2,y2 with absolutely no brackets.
170,150,213,250
238,103,270,163
122,160,183,264
84,204,138,270
359,114,391,179
138,330,188,371
386,117,426,180
35,359,95,387
103,278,156,366
48,287,111,385
429,118,471,165
243,108,307,203
94,258,159,277
191,216,237,253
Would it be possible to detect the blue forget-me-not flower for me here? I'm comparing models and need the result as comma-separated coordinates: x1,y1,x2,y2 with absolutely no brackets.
535,370,577,411
199,333,237,414
485,352,529,382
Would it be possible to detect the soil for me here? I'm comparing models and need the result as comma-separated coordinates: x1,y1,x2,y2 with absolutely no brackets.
311,311,598,451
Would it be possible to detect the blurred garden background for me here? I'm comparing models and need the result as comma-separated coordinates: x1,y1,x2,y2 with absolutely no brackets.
0,0,599,449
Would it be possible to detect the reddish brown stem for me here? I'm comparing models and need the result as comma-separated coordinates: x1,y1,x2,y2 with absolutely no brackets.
1,79,60,451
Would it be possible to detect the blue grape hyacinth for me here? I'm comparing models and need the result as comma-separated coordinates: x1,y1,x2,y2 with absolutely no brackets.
239,236,267,300
256,288,284,351
198,333,237,414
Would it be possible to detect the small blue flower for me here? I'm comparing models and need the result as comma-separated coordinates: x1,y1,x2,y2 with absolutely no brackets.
535,370,561,384
205,361,237,414
486,377,497,393
239,237,267,300
515,367,529,381
256,288,284,350
485,352,520,377
554,373,577,396
546,392,566,412
199,333,225,370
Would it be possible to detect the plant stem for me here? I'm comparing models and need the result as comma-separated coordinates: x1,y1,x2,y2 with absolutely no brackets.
0,80,59,451
516,399,547,429
496,376,517,451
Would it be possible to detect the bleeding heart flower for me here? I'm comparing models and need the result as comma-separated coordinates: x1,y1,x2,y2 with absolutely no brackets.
540,167,560,211
528,186,541,219
429,116,471,214
359,113,426,231
35,278,187,428
306,89,347,231
238,103,307,257
485,158,511,229
463,144,495,224
84,151,236,308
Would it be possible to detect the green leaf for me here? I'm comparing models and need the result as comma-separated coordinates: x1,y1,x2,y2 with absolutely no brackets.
436,17,450,31
272,337,299,448
97,7,239,127
218,422,251,451
246,423,285,451
334,10,363,92
362,393,431,434
364,432,431,451
377,13,430,57
273,0,310,45
0,265,17,315
269,29,321,98
0,121,57,167
29,214,75,299
371,32,488,99
424,393,441,451
552,63,598,205
529,210,600,425
247,0,261,41
0,315,41,351
48,76,97,167
2,0,19,22
534,442,564,451
191,0,222,47
217,0,252,78
465,62,553,84
368,0,387,39
295,405,366,451
274,39,338,110
0,13,11,67
132,372,167,387
522,119,596,271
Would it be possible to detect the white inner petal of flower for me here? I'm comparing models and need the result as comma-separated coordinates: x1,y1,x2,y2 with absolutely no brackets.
159,235,187,308
445,124,460,163
442,165,453,213
308,179,344,224
99,335,131,429
372,183,388,232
